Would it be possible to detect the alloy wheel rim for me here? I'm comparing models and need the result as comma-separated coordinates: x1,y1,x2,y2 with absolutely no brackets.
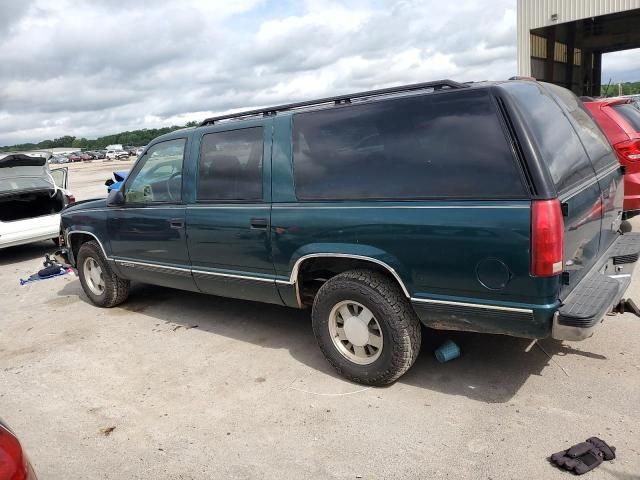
328,300,383,365
83,257,105,296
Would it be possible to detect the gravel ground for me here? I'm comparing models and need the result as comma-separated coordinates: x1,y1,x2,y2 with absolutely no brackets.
1,161,639,479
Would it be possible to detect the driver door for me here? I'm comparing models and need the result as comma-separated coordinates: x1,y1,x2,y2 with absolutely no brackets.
108,137,197,292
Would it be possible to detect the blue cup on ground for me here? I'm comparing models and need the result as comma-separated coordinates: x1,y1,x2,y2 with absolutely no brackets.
434,340,460,363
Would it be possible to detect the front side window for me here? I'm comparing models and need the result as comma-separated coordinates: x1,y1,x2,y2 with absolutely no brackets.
197,127,264,201
292,89,525,200
124,138,185,203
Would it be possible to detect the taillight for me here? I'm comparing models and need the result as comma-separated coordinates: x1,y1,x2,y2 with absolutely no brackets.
0,425,32,480
64,194,76,205
531,199,564,277
614,139,640,163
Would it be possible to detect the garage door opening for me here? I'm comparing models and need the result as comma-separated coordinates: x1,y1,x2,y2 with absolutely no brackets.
518,3,640,96
601,48,640,96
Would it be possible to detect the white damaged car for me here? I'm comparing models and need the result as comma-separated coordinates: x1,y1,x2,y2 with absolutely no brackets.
0,153,74,249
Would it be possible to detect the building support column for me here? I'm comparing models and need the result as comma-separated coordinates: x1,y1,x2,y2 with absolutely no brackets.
544,27,556,83
566,22,576,92
592,51,602,97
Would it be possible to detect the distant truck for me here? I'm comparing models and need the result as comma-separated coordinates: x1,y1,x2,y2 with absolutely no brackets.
106,144,124,151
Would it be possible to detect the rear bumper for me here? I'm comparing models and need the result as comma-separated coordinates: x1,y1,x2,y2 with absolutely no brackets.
0,214,60,249
552,233,640,340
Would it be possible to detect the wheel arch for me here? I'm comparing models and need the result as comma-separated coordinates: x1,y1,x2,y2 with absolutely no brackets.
67,230,109,265
291,252,411,307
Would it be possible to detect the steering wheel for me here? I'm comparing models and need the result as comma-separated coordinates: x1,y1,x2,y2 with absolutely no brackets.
167,172,182,201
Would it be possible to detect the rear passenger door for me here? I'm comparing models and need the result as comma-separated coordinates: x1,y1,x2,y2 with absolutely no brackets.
185,122,282,304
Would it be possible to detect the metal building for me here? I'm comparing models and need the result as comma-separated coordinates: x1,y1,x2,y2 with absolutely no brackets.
517,0,640,95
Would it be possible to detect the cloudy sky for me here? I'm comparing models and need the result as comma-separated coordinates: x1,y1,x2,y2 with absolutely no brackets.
0,0,638,146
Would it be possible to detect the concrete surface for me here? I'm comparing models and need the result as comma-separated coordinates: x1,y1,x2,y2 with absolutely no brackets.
1,161,639,479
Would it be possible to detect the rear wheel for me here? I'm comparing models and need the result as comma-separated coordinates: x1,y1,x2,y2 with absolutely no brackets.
77,241,130,307
312,270,421,386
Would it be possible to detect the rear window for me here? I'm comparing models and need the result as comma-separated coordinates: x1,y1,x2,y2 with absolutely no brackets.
545,83,617,173
198,127,264,201
503,82,596,193
292,88,525,200
612,103,640,132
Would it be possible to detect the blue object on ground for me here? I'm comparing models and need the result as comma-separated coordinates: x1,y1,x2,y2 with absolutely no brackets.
434,340,461,363
20,267,73,285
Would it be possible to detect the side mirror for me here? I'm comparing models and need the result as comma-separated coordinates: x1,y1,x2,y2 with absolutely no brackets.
107,189,125,206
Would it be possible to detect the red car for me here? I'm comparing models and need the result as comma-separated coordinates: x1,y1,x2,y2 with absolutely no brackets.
584,97,640,217
0,419,36,479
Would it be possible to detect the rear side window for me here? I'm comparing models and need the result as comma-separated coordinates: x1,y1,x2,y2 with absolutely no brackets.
292,89,525,200
503,82,596,193
612,103,640,132
197,127,263,201
545,83,617,173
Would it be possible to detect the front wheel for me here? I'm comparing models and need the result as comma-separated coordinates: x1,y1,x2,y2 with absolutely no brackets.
77,241,130,307
312,270,422,386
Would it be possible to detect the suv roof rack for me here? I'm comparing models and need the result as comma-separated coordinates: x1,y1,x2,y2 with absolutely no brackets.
199,79,469,127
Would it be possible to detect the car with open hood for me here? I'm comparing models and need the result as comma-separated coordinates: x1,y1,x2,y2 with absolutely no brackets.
0,153,74,249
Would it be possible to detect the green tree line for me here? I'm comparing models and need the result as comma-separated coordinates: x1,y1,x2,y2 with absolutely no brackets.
600,81,640,97
0,121,199,153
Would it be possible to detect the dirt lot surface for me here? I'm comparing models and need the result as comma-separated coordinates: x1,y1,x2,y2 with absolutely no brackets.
1,161,639,479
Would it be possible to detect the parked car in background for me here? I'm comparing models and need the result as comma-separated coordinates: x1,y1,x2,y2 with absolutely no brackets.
0,153,74,249
80,152,94,161
105,150,129,160
0,418,37,479
135,147,145,157
67,152,82,162
55,79,639,386
584,97,640,220
49,155,69,164
92,151,106,159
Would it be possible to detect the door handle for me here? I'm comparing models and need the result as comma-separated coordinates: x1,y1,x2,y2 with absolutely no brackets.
250,217,268,229
169,219,184,229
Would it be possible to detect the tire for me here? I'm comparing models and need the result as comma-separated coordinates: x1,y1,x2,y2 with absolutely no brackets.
77,241,130,307
312,269,421,386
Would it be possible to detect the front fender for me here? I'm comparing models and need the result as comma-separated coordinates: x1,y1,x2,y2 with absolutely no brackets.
61,208,112,268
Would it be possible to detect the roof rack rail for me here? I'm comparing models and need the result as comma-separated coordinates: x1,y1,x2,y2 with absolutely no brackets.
199,79,468,127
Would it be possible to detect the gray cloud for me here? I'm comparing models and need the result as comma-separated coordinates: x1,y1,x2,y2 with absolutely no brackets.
0,0,548,145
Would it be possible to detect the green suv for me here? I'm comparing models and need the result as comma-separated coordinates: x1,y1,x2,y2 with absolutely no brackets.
55,79,640,385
